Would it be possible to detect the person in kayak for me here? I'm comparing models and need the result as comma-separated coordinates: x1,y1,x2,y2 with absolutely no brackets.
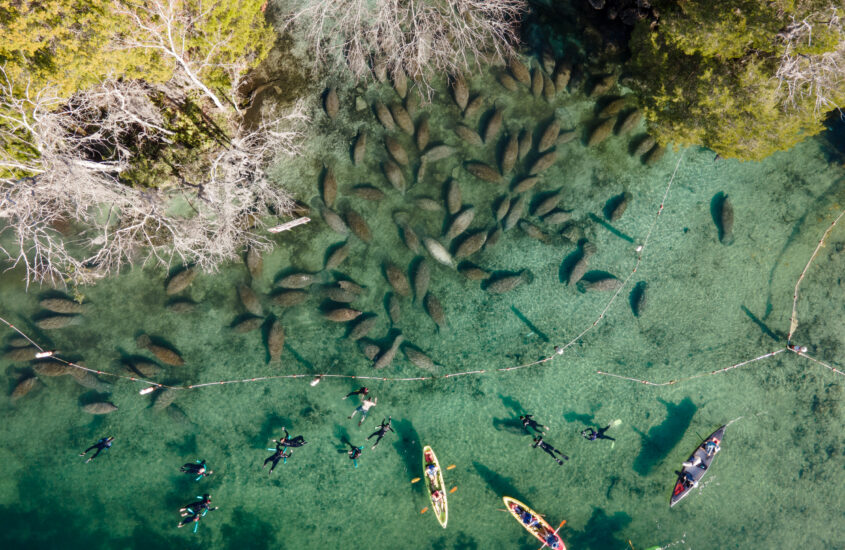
520,414,549,434
263,440,292,474
581,425,615,442
180,459,213,480
367,416,394,449
704,439,720,457
425,460,439,483
519,508,540,528
79,436,114,463
544,531,562,549
277,427,308,448
430,488,445,505
348,396,377,426
532,436,569,465
342,386,369,400
346,442,364,467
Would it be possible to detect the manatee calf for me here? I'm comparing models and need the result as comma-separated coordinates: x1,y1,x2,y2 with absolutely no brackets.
500,133,519,175
446,179,462,215
423,237,455,268
83,402,117,415
413,260,431,303
464,95,484,119
508,57,531,86
232,316,263,333
455,231,488,259
503,195,527,231
532,191,564,217
553,61,571,91
70,369,111,392
445,207,476,241
267,319,285,363
166,267,197,295
618,110,641,134
455,125,483,147
644,145,666,165
387,293,401,325
125,359,162,378
374,102,395,130
531,68,544,98
599,97,626,118
374,334,404,369
346,209,373,243
325,242,351,270
166,298,197,313
137,335,185,366
718,194,735,245
395,217,421,254
518,220,550,243
337,280,366,295
350,185,385,202
271,290,309,308
556,130,578,146
424,293,447,329
324,308,362,322
324,87,339,119
403,346,441,372
246,246,263,280
485,271,533,294
413,197,443,212
389,103,414,135
633,136,656,156
538,120,560,153
485,225,503,249
512,176,540,193
383,160,405,193
40,298,85,314
348,315,377,341
422,145,455,163
518,127,533,160
569,242,597,287
352,130,367,165
11,376,38,401
494,195,511,222
392,69,408,98
498,73,518,92
542,210,573,225
385,263,411,297
459,264,490,281
322,285,358,303
607,192,631,222
277,273,316,289
359,341,381,361
465,162,501,183
451,73,469,110
483,107,503,144
238,285,263,316
33,359,71,376
416,117,430,151
528,151,557,176
322,166,337,208
322,207,349,235
588,118,616,147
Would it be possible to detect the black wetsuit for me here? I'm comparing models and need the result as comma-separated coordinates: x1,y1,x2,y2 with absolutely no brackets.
263,442,292,474
347,443,363,464
279,427,308,448
80,437,113,462
532,437,568,465
181,459,211,478
520,415,548,434
179,495,217,528
582,425,615,442
343,387,369,400
367,417,394,449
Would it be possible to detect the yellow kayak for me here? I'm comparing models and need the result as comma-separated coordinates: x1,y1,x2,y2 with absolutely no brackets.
503,496,565,549
422,445,448,528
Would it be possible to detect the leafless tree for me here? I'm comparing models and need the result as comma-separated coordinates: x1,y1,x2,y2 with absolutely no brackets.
776,6,845,114
284,0,527,89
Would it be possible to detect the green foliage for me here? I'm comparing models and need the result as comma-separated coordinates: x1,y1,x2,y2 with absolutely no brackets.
628,0,845,160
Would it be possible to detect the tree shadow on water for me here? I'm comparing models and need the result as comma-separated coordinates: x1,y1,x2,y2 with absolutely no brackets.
567,507,632,550
633,397,697,476
472,461,529,503
391,418,422,486
219,506,283,550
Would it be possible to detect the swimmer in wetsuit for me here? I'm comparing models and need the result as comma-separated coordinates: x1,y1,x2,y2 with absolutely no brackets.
342,387,369,400
79,436,114,463
581,425,615,442
531,436,569,465
367,417,394,449
277,427,308,448
178,494,218,529
180,459,213,480
263,441,292,474
520,414,549,434
346,442,364,467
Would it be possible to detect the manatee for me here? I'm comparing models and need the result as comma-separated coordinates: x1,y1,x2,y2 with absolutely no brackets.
70,369,111,392
352,130,367,165
277,273,316,289
633,136,656,156
464,95,484,119
374,102,395,130
348,315,377,341
557,130,578,146
455,125,483,147
424,293,447,329
459,264,490,280
416,118,430,151
631,281,648,317
385,263,412,297
486,271,533,294
337,280,366,295
322,207,350,235
322,285,358,303
422,145,455,163
40,298,85,314
423,237,454,267
383,136,408,166
350,185,385,202
454,231,488,259
416,158,428,184
166,404,190,425
389,103,414,135
542,210,573,225
403,346,440,372
405,92,419,118
578,276,623,293
6,336,29,348
607,192,631,222
533,191,564,217
569,242,597,287
531,68,544,98
553,61,571,91
238,285,263,316
618,110,641,134
518,127,533,160
374,334,404,369
719,194,735,245
483,107,503,143
588,118,616,147
166,267,197,295
446,179,462,215
451,74,469,110
498,73,519,92
387,293,401,325
152,388,177,411
83,402,117,415
11,376,38,401
322,166,337,208
35,315,77,329
494,195,511,222
125,359,162,378
445,207,476,241
599,98,626,118
543,73,556,102
485,225,503,249
232,316,263,333
395,217,421,254
271,290,309,307
513,176,540,193
324,308,362,322
518,220,550,243
383,161,405,193
346,209,372,243
503,195,526,231
644,145,666,165
4,346,39,361
136,335,185,366
590,74,617,97
465,162,501,183
392,69,408,98
359,341,381,361
509,57,531,86
538,120,560,153
528,152,557,175
246,246,263,279
267,319,285,363
324,87,339,119
560,223,585,243
326,242,351,270
413,197,443,212
33,360,70,376
500,133,519,175
166,298,197,313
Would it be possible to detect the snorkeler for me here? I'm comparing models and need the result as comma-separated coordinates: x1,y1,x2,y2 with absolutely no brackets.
277,427,308,448
581,425,615,442
178,494,218,530
520,414,549,434
346,442,364,467
367,416,394,449
79,436,114,463
531,436,569,465
342,386,369,400
348,396,377,426
180,459,213,480
263,440,292,474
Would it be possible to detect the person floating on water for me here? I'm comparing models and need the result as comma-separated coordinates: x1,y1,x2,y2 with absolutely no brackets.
532,436,569,465
342,386,369,400
581,425,615,442
348,396,377,426
520,414,549,435
263,440,292,474
178,494,218,530
277,427,308,448
367,416,394,449
180,459,213,480
346,442,364,467
79,436,114,463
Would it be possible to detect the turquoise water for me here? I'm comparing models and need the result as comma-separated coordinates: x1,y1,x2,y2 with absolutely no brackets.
2,46,845,549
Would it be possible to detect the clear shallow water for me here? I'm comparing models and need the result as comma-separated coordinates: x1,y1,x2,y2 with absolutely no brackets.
1,58,844,550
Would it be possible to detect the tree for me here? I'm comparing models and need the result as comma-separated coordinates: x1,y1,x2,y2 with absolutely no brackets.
627,1,845,160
